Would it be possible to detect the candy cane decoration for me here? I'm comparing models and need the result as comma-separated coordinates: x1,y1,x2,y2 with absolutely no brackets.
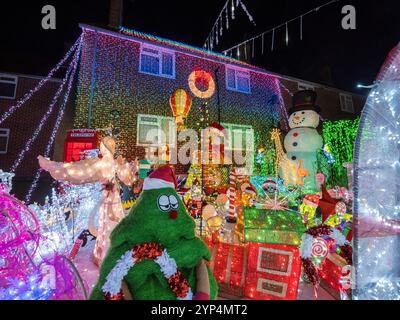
227,169,237,222
69,238,83,260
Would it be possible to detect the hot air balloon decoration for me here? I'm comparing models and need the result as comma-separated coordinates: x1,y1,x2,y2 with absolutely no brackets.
169,89,193,131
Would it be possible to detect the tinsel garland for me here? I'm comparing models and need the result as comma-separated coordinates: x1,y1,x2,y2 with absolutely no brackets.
305,225,332,237
301,258,320,286
102,243,193,300
339,244,353,265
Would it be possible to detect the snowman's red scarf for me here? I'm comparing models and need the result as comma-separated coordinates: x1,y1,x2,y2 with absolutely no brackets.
102,243,193,300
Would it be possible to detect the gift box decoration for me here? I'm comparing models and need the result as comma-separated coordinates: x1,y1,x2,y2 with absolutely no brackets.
207,240,248,297
244,243,301,300
244,209,306,246
318,252,349,294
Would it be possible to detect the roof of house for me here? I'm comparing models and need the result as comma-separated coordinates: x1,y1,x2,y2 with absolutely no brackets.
79,24,271,75
79,24,366,98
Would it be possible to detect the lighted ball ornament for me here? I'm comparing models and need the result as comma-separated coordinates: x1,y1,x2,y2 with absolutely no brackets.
202,204,216,220
188,70,216,99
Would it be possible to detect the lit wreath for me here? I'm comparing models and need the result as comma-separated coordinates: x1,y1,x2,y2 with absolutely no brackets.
188,70,215,99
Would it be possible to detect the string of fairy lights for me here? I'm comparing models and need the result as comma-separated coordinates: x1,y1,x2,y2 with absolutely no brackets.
203,0,256,51
24,37,83,203
221,0,339,59
0,37,81,127
9,59,76,174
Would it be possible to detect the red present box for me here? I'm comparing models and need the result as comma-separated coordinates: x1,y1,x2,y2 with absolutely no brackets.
244,243,301,300
207,240,248,297
318,253,349,298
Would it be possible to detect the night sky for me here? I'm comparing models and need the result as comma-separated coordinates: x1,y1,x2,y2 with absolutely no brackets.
0,0,399,93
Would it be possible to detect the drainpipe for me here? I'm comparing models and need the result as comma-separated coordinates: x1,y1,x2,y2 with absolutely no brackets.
87,31,98,128
214,66,221,124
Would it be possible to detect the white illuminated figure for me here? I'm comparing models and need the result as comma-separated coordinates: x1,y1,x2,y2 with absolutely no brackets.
353,43,400,300
38,136,137,265
284,90,323,190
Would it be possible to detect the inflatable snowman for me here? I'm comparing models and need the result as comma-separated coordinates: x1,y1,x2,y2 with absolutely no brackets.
284,90,323,191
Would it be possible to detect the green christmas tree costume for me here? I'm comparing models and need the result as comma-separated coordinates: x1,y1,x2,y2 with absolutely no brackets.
90,166,218,300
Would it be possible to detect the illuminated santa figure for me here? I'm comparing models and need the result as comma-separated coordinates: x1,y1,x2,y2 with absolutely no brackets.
38,136,137,265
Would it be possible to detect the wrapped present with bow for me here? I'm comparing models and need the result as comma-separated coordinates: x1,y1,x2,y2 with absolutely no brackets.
244,243,302,300
205,239,302,300
206,240,248,298
318,253,351,299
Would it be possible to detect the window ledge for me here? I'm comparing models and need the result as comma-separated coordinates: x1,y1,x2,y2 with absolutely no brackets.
138,70,175,80
226,87,251,94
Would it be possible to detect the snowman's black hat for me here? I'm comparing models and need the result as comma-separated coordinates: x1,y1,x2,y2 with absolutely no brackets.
288,90,321,115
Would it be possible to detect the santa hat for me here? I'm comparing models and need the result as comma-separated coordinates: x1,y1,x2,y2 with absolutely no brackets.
210,122,228,138
143,166,178,191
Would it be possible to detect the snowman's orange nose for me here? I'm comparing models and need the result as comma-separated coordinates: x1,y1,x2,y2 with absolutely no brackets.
170,210,178,220
294,116,301,120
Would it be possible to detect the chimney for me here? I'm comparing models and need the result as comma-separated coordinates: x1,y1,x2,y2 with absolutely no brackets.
109,0,124,28
319,65,333,86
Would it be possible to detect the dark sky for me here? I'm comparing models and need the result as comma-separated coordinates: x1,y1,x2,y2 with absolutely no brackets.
0,0,399,93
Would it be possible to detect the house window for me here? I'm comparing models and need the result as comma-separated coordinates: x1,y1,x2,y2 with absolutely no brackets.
298,82,315,91
0,129,10,154
222,123,254,170
222,123,254,152
137,114,176,146
340,93,355,113
0,74,18,99
226,67,251,93
139,45,175,78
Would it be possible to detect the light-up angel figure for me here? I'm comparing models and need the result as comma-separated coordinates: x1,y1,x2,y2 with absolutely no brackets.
38,136,137,265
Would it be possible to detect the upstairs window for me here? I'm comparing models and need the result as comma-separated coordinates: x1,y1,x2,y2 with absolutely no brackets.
0,129,10,154
0,74,18,99
139,46,175,78
226,67,251,93
340,93,355,113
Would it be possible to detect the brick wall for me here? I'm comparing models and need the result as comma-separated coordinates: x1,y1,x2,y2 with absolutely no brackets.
74,29,284,174
0,73,75,201
279,78,365,121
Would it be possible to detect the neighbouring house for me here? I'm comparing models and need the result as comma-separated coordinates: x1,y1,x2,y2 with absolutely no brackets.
0,72,74,200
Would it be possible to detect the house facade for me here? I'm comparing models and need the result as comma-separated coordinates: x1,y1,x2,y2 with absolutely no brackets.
73,25,288,173
74,26,365,175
